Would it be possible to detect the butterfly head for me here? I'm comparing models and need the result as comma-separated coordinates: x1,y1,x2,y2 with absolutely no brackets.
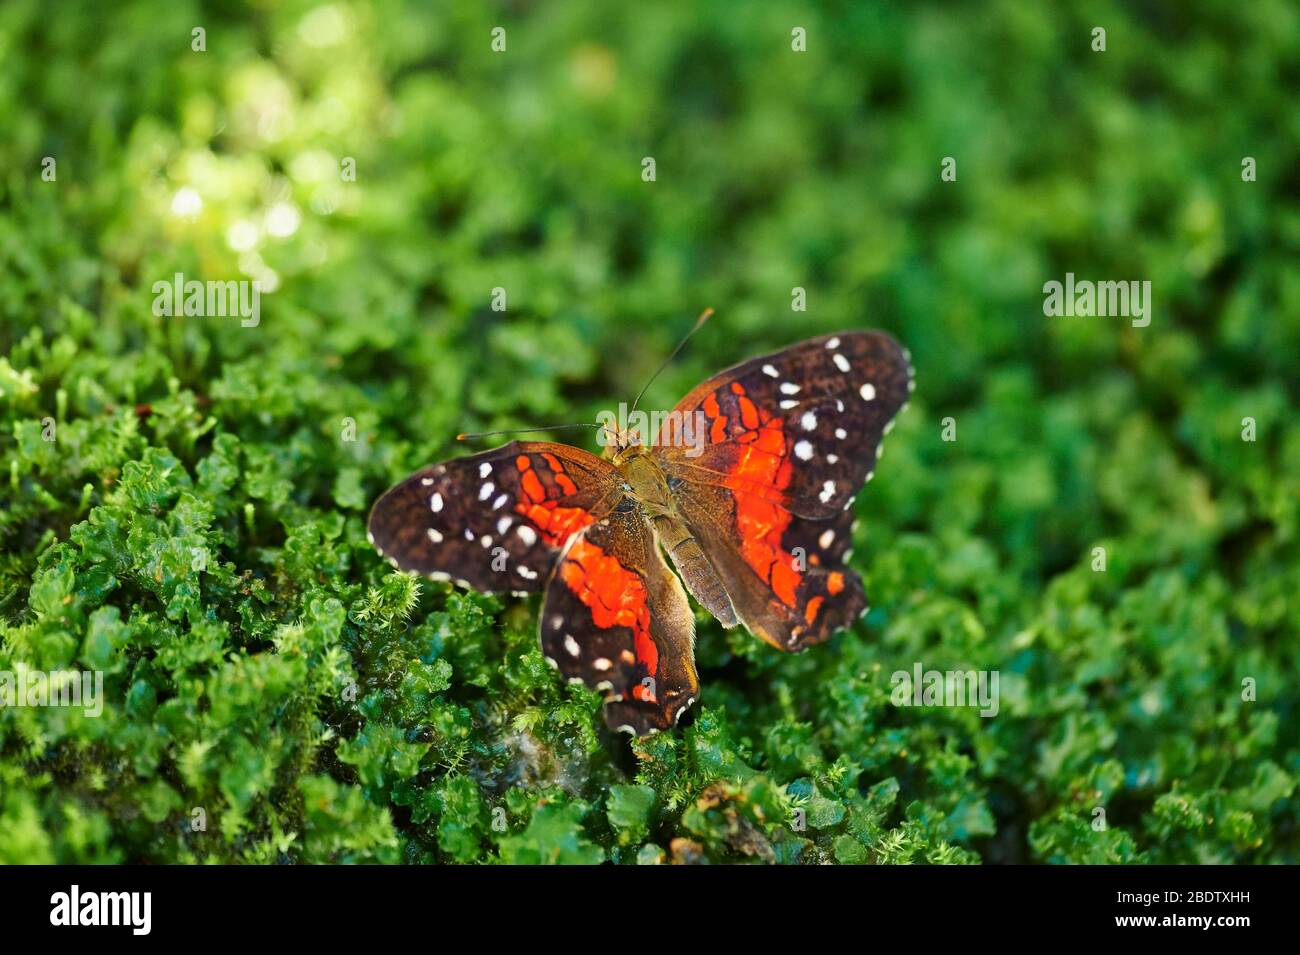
604,426,653,460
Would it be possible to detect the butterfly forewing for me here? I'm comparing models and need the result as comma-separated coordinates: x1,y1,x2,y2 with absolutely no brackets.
367,441,619,592
658,331,913,517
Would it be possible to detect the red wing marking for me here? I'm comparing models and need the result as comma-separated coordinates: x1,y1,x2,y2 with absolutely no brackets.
704,392,727,443
514,452,597,544
558,538,659,698
804,595,824,625
540,452,579,495
518,456,547,502
731,382,761,429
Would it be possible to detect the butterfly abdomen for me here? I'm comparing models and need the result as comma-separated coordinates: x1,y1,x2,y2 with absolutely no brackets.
651,513,739,628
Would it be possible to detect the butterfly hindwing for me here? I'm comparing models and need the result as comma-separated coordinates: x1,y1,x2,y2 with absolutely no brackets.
368,441,618,592
541,503,698,734
671,482,868,651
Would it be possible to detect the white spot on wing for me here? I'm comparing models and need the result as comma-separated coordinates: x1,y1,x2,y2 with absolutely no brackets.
427,528,444,543
825,337,840,349
430,492,444,512
794,440,814,461
479,462,492,478
517,525,538,546
780,399,798,410
780,382,800,395
801,411,817,431
564,634,580,657
860,382,876,401
819,529,835,549
819,480,835,503
478,481,494,501
762,364,779,377
833,353,851,373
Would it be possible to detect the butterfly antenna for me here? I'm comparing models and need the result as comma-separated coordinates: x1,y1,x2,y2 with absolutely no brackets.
630,307,714,413
457,422,619,444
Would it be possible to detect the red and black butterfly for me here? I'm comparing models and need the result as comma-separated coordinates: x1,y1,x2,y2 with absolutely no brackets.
368,329,914,735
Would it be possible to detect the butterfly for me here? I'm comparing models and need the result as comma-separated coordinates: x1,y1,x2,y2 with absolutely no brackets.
368,329,914,735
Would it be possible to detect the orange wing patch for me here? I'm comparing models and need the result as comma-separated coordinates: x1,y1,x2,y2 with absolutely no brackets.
558,539,659,698
514,453,597,545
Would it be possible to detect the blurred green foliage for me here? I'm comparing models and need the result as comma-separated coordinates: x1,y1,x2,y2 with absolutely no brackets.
1,0,1297,864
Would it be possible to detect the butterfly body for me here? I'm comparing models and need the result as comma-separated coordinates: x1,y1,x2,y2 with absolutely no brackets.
368,330,914,734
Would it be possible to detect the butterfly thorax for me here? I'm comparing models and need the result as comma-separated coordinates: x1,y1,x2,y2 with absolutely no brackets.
613,444,674,513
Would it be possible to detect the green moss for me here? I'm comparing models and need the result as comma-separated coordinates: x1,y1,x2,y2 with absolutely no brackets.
1,0,1297,863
